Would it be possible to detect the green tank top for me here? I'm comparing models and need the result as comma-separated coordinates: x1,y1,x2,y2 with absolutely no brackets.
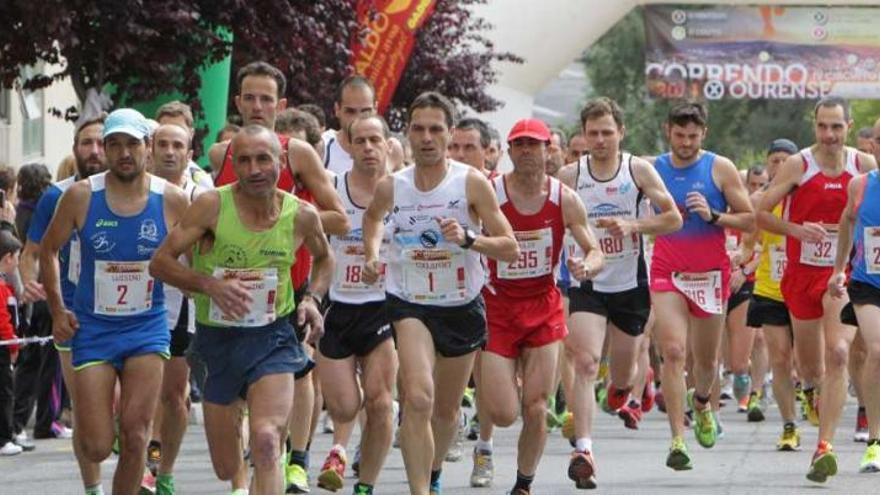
193,185,298,326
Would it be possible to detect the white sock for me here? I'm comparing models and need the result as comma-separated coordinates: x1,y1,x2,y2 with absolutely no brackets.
331,444,346,457
575,437,592,453
475,438,493,453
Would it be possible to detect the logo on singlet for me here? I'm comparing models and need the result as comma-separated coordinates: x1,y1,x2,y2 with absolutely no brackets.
95,219,118,228
138,219,159,243
447,199,461,208
91,232,116,254
218,245,247,267
419,230,440,248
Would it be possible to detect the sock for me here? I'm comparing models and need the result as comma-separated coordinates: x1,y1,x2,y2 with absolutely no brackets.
148,440,161,451
512,471,534,492
784,421,796,430
475,438,493,453
84,485,104,495
575,437,592,453
353,482,373,494
694,393,710,409
868,438,880,446
289,449,309,469
859,406,867,414
430,469,442,485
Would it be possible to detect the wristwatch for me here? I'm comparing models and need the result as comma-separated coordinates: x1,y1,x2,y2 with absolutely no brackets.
460,228,477,249
707,209,721,225
302,291,323,306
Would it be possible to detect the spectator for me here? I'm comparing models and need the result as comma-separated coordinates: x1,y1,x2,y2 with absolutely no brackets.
55,156,76,181
15,164,52,241
0,230,23,455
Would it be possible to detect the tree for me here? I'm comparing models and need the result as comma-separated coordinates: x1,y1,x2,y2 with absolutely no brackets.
582,7,816,165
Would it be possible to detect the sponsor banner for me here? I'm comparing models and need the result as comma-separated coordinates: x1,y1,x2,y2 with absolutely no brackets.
351,0,437,113
644,5,880,100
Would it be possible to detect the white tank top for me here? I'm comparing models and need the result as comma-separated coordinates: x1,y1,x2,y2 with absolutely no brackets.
329,172,390,304
164,178,202,333
322,130,354,176
385,161,484,306
572,153,648,292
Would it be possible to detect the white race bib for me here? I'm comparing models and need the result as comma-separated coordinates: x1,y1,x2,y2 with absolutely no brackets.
800,227,838,267
94,261,153,316
499,227,553,280
68,237,81,284
864,227,880,274
402,248,467,303
335,243,386,292
725,233,740,254
209,268,278,327
595,228,639,264
672,270,723,315
769,244,786,282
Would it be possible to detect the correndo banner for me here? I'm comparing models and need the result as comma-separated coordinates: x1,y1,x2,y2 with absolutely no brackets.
350,0,437,114
644,5,880,101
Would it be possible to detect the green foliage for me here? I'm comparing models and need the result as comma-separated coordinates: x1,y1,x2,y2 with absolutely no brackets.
581,7,816,166
851,100,880,143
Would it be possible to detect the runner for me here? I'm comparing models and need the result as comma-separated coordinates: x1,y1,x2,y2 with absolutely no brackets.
479,117,602,495
317,114,397,495
150,124,333,494
558,97,682,486
758,97,876,482
20,114,107,495
40,108,188,494
361,91,518,495
650,101,755,470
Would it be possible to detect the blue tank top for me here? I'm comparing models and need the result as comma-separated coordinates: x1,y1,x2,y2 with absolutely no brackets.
27,176,79,307
654,151,727,239
73,173,167,331
851,170,880,288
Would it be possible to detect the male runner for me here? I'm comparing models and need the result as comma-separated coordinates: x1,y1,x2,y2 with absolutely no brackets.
150,125,333,494
448,117,494,178
479,117,603,494
20,115,107,495
317,115,397,495
361,91,518,495
650,101,754,470
41,108,188,495
154,101,214,189
558,97,682,485
322,76,377,175
758,97,876,482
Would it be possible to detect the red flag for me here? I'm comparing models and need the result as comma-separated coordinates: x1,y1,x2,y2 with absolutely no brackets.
350,0,437,113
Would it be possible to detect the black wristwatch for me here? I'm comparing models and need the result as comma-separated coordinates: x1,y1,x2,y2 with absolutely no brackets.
460,228,477,249
707,209,721,225
302,291,323,306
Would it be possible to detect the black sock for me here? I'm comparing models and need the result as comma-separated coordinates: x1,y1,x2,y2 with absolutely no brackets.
289,449,309,469
148,440,161,451
513,471,534,492
694,393,710,407
353,482,373,494
859,406,867,414
430,469,442,485
868,438,880,447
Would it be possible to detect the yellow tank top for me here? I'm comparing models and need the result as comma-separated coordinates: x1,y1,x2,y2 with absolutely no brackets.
753,203,785,301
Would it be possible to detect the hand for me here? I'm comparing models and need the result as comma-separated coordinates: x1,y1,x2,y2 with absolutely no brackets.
205,277,253,321
51,308,79,342
297,298,324,345
795,222,827,243
567,256,597,281
21,280,47,304
729,268,745,293
828,270,847,298
685,192,712,222
436,217,465,245
363,259,383,285
595,217,635,238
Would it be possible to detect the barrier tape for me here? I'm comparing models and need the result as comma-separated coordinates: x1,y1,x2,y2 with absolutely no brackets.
0,336,54,347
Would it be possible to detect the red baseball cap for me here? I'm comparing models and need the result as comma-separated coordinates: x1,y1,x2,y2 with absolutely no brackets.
507,118,551,143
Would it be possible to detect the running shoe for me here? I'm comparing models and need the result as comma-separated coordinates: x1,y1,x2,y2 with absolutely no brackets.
719,373,733,400
776,423,801,451
11,431,35,452
0,441,23,456
461,387,475,408
618,400,643,430
732,374,751,402
688,390,717,449
155,474,175,495
429,475,441,495
545,395,563,430
597,386,615,415
855,408,869,443
466,415,480,441
746,391,765,422
229,490,248,495
147,443,162,477
139,471,156,495
859,443,880,473
656,389,667,413
317,447,346,492
666,436,693,471
560,411,575,442
470,448,494,487
445,412,466,462
352,447,360,477
737,395,749,413
598,359,609,381
641,367,656,413
393,426,401,449
802,389,819,427
321,413,334,434
285,462,310,493
806,441,837,483
605,383,630,411
567,450,597,489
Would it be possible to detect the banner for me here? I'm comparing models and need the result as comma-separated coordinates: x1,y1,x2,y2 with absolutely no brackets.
350,0,437,113
644,6,880,101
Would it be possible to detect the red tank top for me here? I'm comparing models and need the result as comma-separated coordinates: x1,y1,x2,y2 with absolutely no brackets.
784,147,859,271
215,133,313,289
486,175,565,298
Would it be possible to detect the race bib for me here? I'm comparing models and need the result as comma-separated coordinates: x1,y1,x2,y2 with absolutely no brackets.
335,243,386,292
68,237,81,284
725,232,740,254
769,244,786,282
499,227,553,280
672,270,723,315
94,261,153,316
402,248,467,303
596,228,639,263
209,268,278,327
864,227,880,274
800,226,838,267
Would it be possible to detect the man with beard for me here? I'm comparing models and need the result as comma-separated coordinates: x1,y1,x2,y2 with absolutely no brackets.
19,114,107,494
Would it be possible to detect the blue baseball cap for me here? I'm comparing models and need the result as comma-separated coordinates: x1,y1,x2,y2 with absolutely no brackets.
103,108,150,140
